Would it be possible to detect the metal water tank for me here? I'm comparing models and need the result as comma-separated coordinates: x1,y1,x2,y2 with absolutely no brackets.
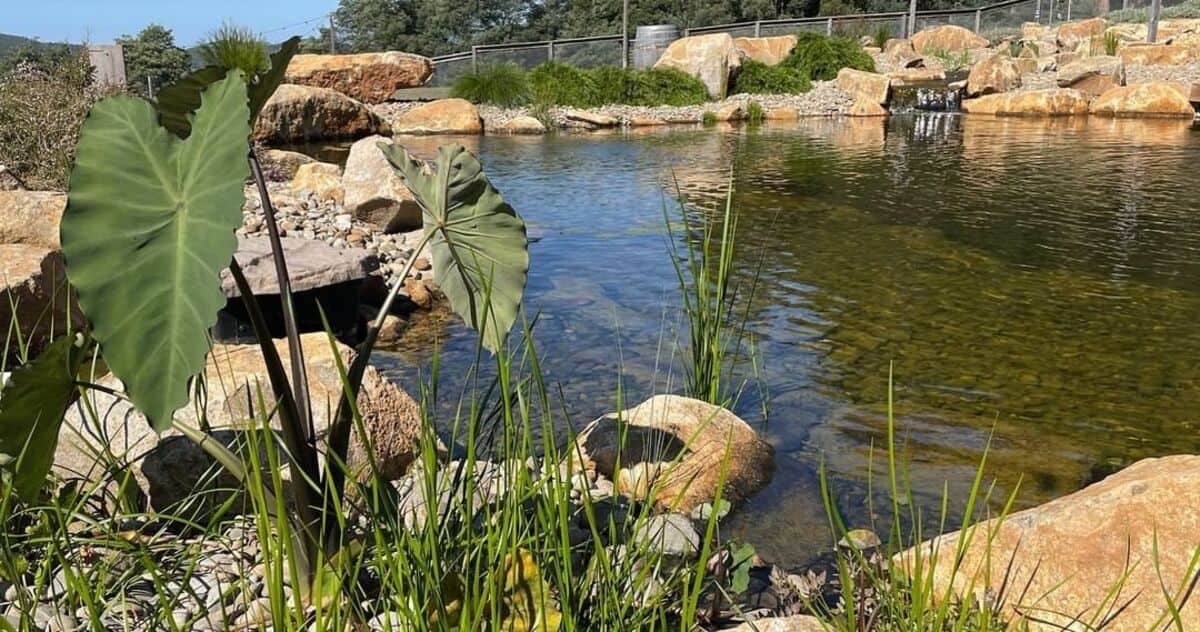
632,25,680,69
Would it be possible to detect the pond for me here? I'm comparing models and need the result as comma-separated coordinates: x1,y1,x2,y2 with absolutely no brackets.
371,114,1200,565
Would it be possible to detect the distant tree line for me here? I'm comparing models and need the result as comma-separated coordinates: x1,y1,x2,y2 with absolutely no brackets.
305,0,991,56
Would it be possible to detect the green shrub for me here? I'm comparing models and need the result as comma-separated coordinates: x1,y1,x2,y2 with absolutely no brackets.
529,63,710,107
628,67,710,106
732,59,812,95
452,63,531,106
529,61,595,106
1108,0,1200,21
196,21,269,76
747,100,765,123
873,25,892,49
702,111,718,125
782,32,876,81
588,65,635,105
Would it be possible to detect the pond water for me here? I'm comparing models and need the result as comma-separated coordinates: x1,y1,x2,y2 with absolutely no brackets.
371,114,1200,565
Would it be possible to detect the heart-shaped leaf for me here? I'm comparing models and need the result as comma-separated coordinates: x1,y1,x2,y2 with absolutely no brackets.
62,72,251,429
379,143,529,352
0,334,87,501
156,37,300,139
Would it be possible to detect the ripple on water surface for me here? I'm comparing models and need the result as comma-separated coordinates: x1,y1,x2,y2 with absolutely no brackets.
373,115,1200,564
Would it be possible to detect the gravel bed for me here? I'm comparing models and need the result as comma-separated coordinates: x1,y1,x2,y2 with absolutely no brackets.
240,180,431,287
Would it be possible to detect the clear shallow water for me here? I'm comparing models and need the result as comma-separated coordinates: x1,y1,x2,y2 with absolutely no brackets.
374,115,1200,565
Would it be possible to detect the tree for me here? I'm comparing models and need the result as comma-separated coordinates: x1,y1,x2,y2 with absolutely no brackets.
117,24,191,97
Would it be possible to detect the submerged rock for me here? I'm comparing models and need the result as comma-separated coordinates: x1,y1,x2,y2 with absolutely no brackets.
895,455,1200,630
571,395,775,514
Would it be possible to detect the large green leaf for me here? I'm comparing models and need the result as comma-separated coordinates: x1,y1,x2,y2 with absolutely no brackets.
156,37,300,139
0,335,87,501
380,144,529,352
61,72,251,429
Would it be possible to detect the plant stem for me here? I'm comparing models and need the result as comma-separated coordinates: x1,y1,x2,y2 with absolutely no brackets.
247,149,316,447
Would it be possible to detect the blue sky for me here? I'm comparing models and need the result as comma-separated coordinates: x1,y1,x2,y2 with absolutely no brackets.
6,0,339,47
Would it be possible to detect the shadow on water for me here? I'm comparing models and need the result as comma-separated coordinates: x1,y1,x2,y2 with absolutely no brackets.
366,114,1200,564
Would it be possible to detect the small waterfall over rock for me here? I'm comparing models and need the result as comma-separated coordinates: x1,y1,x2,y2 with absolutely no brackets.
890,73,967,113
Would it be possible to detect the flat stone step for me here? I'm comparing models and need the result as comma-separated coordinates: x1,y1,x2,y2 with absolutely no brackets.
389,87,454,102
220,237,379,298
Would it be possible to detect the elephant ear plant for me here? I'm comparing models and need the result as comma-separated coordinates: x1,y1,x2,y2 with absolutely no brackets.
0,35,529,603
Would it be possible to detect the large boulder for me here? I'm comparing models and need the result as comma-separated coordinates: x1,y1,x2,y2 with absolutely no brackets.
254,84,389,144
1090,82,1196,117
1055,55,1125,97
0,245,83,360
836,68,891,105
289,161,344,205
895,455,1200,630
56,333,424,511
965,53,1022,97
1118,43,1197,66
653,33,741,99
342,135,423,233
910,25,989,55
285,52,433,104
887,67,947,86
391,98,483,135
1057,17,1107,48
848,98,889,116
961,88,1090,116
734,35,798,66
570,395,775,514
884,38,922,68
0,190,65,249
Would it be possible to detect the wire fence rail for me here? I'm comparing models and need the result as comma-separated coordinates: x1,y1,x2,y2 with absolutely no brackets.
425,0,1147,85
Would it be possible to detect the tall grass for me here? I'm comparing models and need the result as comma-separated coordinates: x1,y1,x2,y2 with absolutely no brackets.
452,63,531,107
197,21,270,76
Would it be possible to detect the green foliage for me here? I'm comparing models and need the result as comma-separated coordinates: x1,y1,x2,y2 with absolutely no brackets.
732,59,812,95
926,46,972,73
116,24,191,97
379,144,529,352
628,67,710,106
0,335,86,502
1108,0,1200,21
0,42,77,76
530,61,594,106
746,100,765,123
702,111,719,126
783,32,876,81
0,50,104,190
196,21,270,77
873,25,892,49
1104,31,1120,56
60,72,251,429
530,62,709,107
452,63,532,107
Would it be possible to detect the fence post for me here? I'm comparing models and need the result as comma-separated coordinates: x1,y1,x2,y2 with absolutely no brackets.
471,46,478,73
755,21,762,37
1034,0,1042,23
1148,0,1162,42
548,42,554,62
1066,0,1072,21
974,8,982,32
826,17,834,35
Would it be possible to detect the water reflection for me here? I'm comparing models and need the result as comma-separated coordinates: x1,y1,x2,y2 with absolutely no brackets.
375,115,1200,564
